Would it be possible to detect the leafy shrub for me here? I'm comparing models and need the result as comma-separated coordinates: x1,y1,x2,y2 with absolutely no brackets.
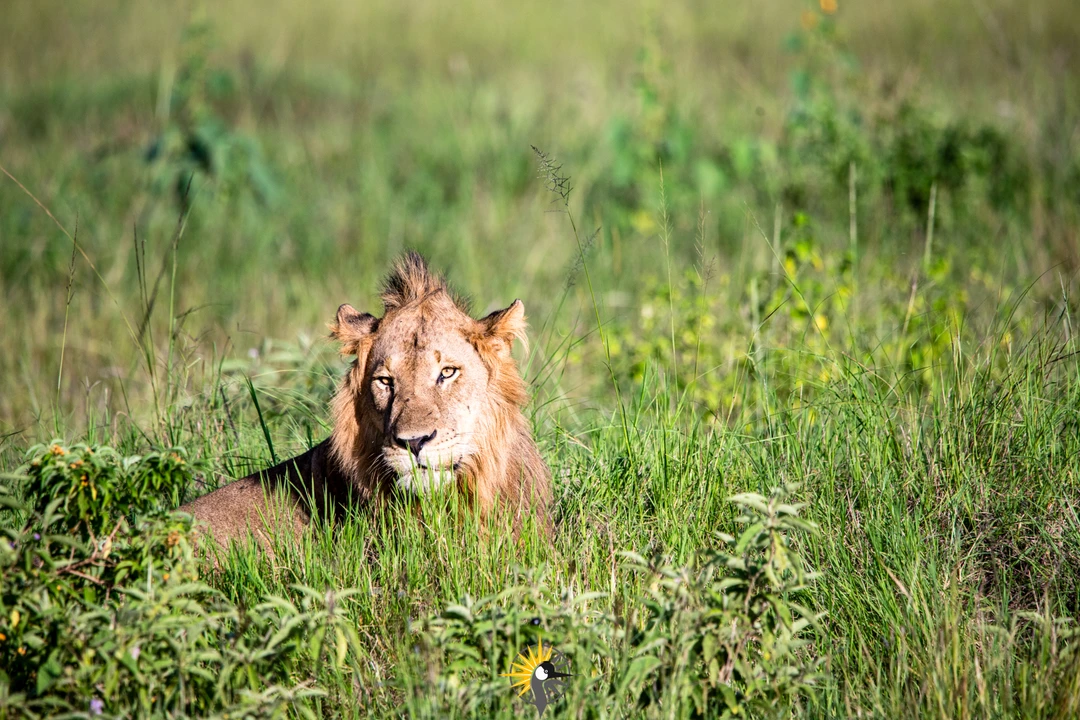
407,484,824,718
0,443,362,719
621,485,824,718
603,202,1017,423
404,571,615,718
144,20,278,212
781,98,1032,223
20,444,194,540
583,2,1035,257
778,8,1031,227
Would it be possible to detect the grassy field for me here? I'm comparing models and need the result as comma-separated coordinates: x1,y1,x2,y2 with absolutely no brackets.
2,0,1080,717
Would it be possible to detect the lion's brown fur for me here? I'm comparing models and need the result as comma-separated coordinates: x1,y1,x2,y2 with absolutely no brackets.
180,252,552,549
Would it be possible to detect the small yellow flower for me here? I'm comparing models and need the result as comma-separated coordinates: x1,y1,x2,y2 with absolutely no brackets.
163,573,170,581
0,632,6,641
820,0,838,14
17,646,26,655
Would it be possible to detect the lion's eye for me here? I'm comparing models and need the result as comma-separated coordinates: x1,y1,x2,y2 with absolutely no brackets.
375,376,393,388
439,367,458,381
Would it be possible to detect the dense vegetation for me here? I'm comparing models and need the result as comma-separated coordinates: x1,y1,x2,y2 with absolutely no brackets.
2,1,1079,717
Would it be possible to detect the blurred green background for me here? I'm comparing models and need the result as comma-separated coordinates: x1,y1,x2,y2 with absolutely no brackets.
2,0,1078,436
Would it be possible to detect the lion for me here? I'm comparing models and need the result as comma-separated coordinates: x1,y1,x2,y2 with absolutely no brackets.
179,251,553,550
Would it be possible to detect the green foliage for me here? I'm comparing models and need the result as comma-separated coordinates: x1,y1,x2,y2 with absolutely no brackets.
599,21,698,230
622,485,823,718
144,20,278,212
779,6,1031,226
781,95,1032,224
20,443,195,540
574,0,1039,271
407,485,823,718
405,570,614,718
0,443,361,719
605,203,1021,422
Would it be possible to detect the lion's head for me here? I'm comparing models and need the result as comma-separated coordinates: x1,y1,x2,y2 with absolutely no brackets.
327,252,550,522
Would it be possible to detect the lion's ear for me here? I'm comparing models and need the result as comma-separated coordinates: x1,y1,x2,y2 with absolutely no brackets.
476,299,528,359
330,303,378,356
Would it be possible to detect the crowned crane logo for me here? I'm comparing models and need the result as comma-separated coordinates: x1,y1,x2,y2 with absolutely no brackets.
501,638,572,716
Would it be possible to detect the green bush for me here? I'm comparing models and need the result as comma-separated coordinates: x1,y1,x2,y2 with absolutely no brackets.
623,485,824,718
19,443,194,540
144,20,279,212
406,484,824,718
0,443,362,719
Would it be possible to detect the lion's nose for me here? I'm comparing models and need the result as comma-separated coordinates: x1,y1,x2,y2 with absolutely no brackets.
395,429,437,457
